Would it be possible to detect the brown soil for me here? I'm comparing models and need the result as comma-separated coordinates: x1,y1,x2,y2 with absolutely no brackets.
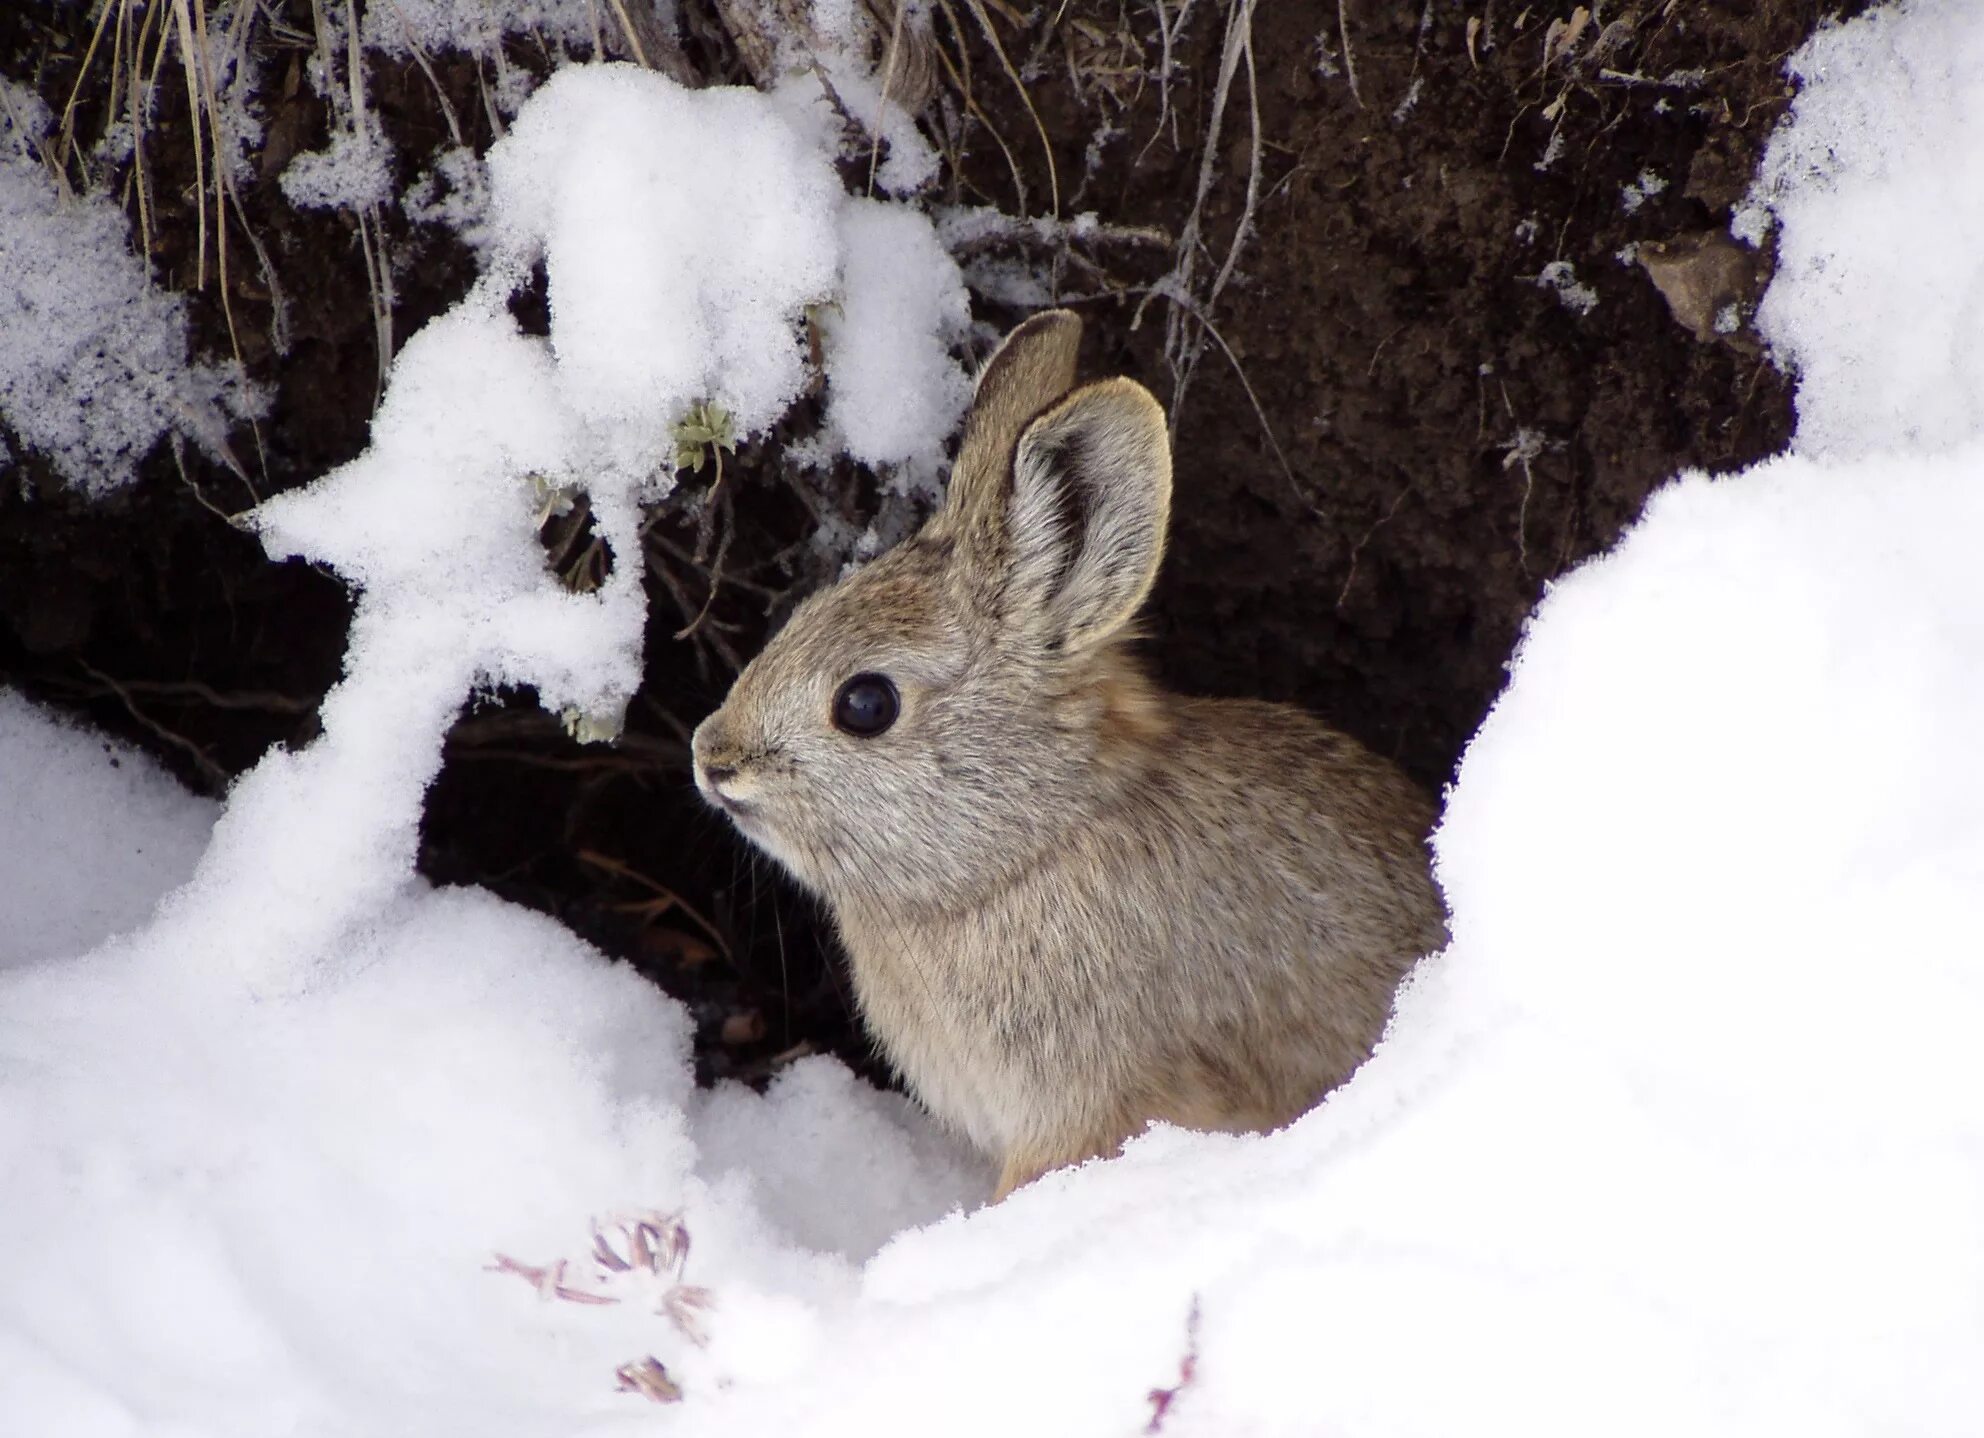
0,1,1866,1084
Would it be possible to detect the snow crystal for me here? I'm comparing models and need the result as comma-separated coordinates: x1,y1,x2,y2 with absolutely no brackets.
361,0,604,57
280,123,395,211
1533,124,1565,171
1620,166,1668,212
401,146,494,256
0,81,252,495
1533,258,1598,314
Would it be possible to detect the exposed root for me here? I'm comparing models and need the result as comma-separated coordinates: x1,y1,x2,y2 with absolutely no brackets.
76,660,229,792
1338,0,1363,108
1138,0,1265,431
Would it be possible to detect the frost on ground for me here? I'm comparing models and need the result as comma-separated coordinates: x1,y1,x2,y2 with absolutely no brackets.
0,80,255,495
2,0,950,498
5,5,1984,1436
1533,258,1599,315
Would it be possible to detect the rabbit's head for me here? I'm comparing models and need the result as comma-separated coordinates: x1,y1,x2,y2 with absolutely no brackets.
690,311,1173,911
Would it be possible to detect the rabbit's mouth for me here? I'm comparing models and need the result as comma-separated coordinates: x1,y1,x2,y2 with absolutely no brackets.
712,793,786,857
692,750,761,821
711,792,758,822
701,781,768,834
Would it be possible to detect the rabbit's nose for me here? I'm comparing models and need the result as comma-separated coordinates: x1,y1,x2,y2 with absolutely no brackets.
690,717,741,797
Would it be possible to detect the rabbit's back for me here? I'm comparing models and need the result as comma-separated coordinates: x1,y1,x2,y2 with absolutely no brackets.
835,691,1445,1190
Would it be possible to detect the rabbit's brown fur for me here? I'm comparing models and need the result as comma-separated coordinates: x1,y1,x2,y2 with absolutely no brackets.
692,311,1447,1198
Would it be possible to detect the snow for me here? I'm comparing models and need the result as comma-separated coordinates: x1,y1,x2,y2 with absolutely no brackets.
1533,257,1598,314
483,67,845,485
0,691,217,971
280,124,396,212
0,80,254,495
823,197,971,476
790,7,941,196
5,3,1984,1434
401,146,495,257
1752,0,1984,458
361,0,604,58
1619,166,1667,212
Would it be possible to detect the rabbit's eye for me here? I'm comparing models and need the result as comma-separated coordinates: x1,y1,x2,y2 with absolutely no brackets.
833,673,899,737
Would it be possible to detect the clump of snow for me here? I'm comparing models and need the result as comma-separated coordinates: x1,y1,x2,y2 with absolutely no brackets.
1619,166,1667,212
692,1056,987,1262
360,0,604,57
0,690,217,971
8,3,1984,1433
1729,199,1771,247
1533,258,1598,314
794,7,940,196
823,197,970,475
1750,0,1984,457
280,122,396,211
484,67,844,488
0,80,255,495
954,254,1055,309
401,145,494,255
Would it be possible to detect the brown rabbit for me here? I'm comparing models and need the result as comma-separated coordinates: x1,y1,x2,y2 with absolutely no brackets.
691,310,1447,1199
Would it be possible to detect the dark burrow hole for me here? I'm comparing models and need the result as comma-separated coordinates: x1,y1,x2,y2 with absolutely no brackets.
0,0,1874,1097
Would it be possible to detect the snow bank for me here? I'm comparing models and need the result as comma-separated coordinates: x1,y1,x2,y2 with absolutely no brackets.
673,435,1984,1437
5,5,1984,1435
2,60,986,1433
0,690,216,971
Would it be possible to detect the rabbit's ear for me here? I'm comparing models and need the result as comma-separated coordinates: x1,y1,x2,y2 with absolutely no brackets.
943,310,1084,533
1006,378,1171,652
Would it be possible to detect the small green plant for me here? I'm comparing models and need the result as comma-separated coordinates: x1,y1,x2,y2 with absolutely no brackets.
670,402,740,634
671,401,736,484
525,471,577,529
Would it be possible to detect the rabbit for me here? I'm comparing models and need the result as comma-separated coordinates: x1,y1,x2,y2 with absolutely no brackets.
691,309,1448,1199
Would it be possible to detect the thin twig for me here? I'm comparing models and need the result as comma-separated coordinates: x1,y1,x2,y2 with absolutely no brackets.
576,850,734,960
77,660,229,791
962,0,1059,218
1338,0,1363,108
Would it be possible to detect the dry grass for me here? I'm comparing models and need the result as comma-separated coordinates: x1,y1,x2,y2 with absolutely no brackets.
49,0,277,489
